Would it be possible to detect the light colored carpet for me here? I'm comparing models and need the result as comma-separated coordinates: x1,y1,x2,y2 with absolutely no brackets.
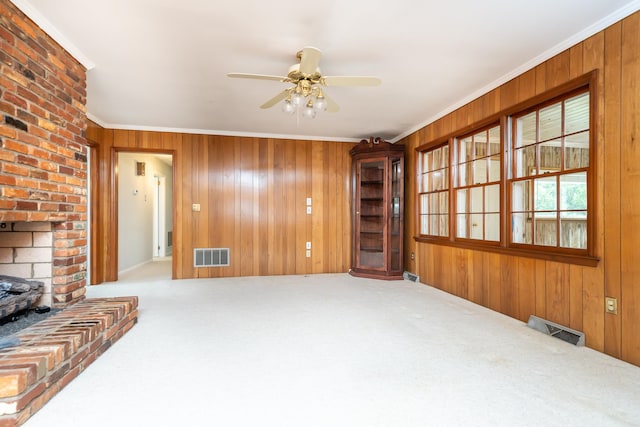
25,261,640,426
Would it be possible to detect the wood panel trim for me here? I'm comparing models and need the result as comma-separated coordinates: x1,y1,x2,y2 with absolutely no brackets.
109,147,178,281
107,146,118,281
413,235,598,267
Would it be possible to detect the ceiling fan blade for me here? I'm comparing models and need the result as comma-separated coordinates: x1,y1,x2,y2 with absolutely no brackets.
227,73,289,82
260,89,291,109
323,93,340,113
298,46,322,75
322,76,381,87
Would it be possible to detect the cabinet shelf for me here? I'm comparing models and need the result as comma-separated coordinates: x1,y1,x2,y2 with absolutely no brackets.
361,247,384,253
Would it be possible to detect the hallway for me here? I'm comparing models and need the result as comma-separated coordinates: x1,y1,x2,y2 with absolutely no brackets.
25,266,640,426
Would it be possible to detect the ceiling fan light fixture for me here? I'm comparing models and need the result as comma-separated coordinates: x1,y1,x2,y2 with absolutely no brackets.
229,46,379,120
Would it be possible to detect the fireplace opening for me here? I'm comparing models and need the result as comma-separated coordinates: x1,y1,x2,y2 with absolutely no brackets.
0,274,58,342
0,222,54,307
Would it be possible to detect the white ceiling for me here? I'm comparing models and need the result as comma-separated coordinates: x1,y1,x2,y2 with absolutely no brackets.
11,0,640,142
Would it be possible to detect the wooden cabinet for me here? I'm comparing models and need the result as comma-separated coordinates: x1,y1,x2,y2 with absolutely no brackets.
350,138,404,280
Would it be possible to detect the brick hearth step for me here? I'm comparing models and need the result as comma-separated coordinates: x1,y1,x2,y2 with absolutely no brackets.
0,297,138,427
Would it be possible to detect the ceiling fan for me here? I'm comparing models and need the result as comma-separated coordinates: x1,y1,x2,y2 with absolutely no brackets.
227,46,381,118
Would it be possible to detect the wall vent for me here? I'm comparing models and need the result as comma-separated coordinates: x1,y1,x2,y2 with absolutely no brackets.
403,271,420,282
527,315,585,346
194,248,230,267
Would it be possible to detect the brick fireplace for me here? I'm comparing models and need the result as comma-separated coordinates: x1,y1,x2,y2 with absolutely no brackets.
0,0,88,307
0,4,140,425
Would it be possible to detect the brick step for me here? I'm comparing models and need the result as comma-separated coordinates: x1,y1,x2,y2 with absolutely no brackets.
0,297,138,426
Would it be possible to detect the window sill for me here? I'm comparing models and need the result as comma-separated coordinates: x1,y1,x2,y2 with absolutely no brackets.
413,235,599,267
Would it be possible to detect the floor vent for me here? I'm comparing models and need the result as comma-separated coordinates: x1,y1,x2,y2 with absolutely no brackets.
527,315,585,346
193,248,230,267
403,271,420,282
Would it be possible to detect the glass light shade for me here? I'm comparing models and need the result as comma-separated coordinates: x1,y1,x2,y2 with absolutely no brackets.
282,100,295,115
291,92,304,106
302,103,316,119
314,95,327,111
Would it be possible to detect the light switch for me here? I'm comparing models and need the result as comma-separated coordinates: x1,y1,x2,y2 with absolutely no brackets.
306,206,312,214
306,241,311,249
306,197,312,206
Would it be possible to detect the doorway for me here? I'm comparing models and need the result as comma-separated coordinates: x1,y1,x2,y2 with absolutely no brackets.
116,151,174,277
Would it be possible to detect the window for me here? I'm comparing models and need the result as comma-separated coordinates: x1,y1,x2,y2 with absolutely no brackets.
454,124,501,242
510,90,589,250
418,144,449,237
415,75,594,263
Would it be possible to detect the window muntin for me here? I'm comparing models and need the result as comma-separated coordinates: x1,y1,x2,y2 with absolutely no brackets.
416,80,592,261
509,90,589,251
454,124,501,242
418,145,449,237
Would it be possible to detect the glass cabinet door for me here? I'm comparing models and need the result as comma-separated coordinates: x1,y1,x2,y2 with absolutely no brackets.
389,157,403,273
355,158,387,271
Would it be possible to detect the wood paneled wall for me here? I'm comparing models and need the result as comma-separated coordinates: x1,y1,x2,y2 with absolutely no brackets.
400,12,640,366
86,125,352,282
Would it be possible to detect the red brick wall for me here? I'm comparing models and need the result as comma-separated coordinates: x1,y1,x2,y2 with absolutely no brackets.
0,0,88,306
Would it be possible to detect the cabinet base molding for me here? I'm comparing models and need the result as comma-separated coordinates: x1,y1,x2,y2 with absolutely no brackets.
349,269,404,280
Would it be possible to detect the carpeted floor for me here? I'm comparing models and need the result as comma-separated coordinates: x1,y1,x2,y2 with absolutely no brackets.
24,260,640,426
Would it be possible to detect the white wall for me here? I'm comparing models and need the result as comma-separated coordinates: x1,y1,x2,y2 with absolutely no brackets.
118,153,172,273
164,163,173,249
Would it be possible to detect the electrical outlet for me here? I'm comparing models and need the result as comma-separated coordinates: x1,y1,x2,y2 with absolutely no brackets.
305,250,311,258
192,203,201,212
605,297,618,314
411,252,415,260
306,206,312,214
